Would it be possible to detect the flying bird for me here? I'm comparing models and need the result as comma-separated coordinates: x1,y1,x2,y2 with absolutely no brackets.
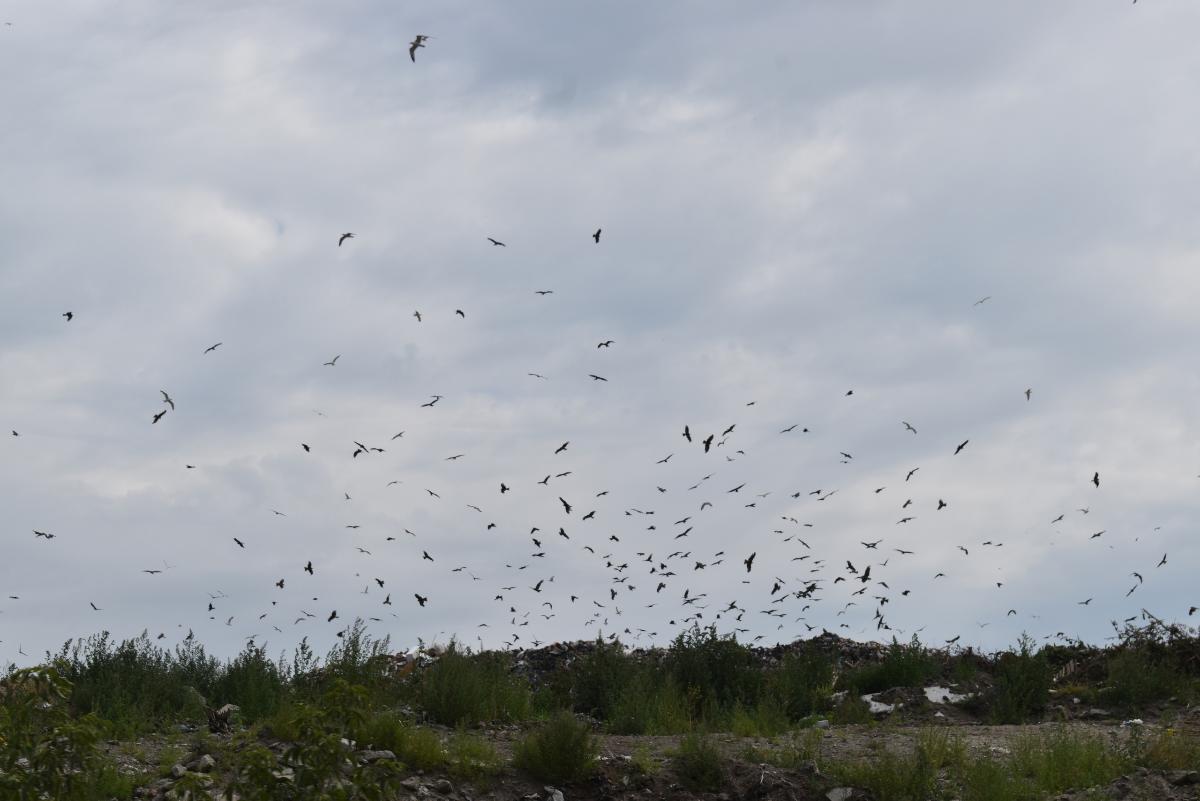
152,410,167,424
62,311,73,321
324,355,340,366
902,421,917,434
409,35,430,62
338,232,354,247
592,228,601,243
414,593,428,607
1092,472,1100,488
204,342,222,354
588,374,608,381
954,440,969,455
487,238,506,247
160,390,174,410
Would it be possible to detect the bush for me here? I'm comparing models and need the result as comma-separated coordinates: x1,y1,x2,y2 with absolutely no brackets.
570,636,635,719
840,636,937,694
985,635,1052,724
212,642,286,723
514,711,598,784
766,649,835,719
447,731,503,784
1104,649,1190,709
671,732,726,793
607,669,691,734
665,626,761,718
417,643,531,726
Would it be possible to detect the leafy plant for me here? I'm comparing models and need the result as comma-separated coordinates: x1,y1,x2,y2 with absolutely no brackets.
514,710,598,784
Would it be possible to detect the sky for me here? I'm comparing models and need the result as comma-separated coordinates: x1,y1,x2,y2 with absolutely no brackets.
2,0,1199,667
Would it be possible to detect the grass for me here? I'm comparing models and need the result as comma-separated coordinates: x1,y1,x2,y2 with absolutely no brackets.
447,730,504,785
513,710,598,784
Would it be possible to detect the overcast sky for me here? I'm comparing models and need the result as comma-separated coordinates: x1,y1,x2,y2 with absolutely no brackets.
2,1,1199,667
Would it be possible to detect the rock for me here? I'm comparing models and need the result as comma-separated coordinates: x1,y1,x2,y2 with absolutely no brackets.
1081,708,1109,719
827,788,855,801
358,749,397,764
1168,770,1199,786
170,763,188,779
432,779,454,794
815,719,831,729
191,754,216,773
402,777,423,791
544,788,564,801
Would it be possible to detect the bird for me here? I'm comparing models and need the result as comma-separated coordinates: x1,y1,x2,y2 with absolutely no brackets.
974,296,991,306
160,390,175,410
487,238,506,247
413,310,423,322
414,593,428,607
328,610,338,622
555,441,569,454
902,421,917,434
338,232,354,247
421,395,442,408
1157,553,1168,567
535,290,554,296
152,410,167,424
304,561,314,575
62,311,73,321
203,342,222,354
559,497,572,514
409,35,430,62
455,309,465,318
33,530,55,539
1025,388,1032,401
592,228,602,243
588,374,608,381
744,552,756,573
954,439,969,455
90,602,101,611
1092,472,1100,488
233,538,245,549
597,340,614,348
324,355,340,366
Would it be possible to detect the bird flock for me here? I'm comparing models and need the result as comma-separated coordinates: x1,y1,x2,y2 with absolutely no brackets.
2,24,1196,662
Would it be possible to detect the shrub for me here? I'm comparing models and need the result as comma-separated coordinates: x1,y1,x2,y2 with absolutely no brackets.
766,649,835,719
985,635,1052,724
1104,648,1190,709
417,643,531,726
514,710,598,784
840,636,937,694
671,732,726,792
607,669,691,734
830,693,873,725
665,626,761,718
447,731,503,784
570,636,635,719
211,642,286,723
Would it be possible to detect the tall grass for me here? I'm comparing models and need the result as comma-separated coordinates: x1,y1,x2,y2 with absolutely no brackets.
415,642,531,726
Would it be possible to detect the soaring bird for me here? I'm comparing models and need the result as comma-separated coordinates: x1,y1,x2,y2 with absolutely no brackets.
160,390,175,410
324,355,340,366
592,228,602,243
62,311,73,321
409,35,430,62
338,232,354,247
597,340,614,348
555,441,569,454
954,439,969,455
152,410,167,424
414,593,428,607
902,421,917,434
487,237,506,247
233,537,245,549
1092,472,1100,488
203,342,222,354
588,374,608,381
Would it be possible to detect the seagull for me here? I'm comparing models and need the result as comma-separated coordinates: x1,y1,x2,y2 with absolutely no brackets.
974,295,991,306
160,390,175,410
203,342,222,354
487,238,506,247
597,340,614,348
421,395,443,408
409,35,430,62
902,421,917,434
324,355,340,366
592,228,602,243
338,232,354,247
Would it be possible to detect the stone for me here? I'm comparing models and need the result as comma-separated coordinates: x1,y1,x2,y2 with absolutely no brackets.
432,778,454,794
815,719,831,729
358,749,397,764
170,764,188,779
192,754,216,773
544,788,565,801
1168,770,1199,786
827,787,854,801
402,777,423,791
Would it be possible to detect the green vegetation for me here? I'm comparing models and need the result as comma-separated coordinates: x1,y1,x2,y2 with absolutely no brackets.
840,636,938,695
670,732,727,792
982,635,1053,724
415,642,531,725
513,710,598,784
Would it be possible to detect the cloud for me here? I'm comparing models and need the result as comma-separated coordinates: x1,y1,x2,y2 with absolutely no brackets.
2,0,1199,665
